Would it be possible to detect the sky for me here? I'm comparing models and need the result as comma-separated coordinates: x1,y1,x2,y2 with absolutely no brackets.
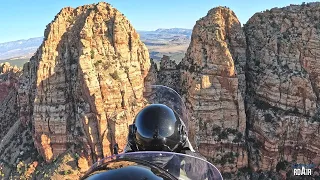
0,0,317,43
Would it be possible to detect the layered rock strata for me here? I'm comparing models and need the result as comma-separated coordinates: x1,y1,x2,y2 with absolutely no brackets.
245,3,320,172
180,7,248,172
18,2,151,163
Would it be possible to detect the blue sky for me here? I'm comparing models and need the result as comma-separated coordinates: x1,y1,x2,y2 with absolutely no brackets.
0,0,316,43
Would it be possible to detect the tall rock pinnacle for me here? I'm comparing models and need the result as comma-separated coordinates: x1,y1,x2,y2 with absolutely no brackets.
180,7,248,172
18,2,151,163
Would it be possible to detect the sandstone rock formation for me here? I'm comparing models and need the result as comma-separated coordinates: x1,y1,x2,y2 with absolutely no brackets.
245,2,320,174
18,2,151,164
177,3,320,179
157,55,181,92
179,7,248,173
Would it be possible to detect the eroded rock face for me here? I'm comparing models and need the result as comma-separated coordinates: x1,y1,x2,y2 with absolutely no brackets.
0,63,20,141
18,2,150,163
78,156,89,173
157,55,181,92
245,3,320,172
176,4,320,177
180,7,248,172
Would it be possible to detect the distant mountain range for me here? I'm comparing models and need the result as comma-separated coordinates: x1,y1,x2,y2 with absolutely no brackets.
0,28,192,62
138,28,192,40
0,37,42,60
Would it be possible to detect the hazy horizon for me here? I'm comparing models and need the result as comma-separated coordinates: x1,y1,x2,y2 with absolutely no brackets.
0,0,316,43
0,28,192,43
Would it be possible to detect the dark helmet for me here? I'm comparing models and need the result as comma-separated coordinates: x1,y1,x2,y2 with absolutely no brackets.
129,104,187,152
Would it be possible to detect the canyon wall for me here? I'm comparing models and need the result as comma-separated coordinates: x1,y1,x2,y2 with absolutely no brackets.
174,3,320,178
245,3,320,174
0,63,20,140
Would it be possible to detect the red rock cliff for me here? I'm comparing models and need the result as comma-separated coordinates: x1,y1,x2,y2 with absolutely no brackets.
245,3,320,174
18,2,151,163
180,7,248,173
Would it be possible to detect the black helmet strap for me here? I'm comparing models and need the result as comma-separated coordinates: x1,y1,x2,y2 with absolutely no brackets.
128,124,139,151
129,124,137,135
